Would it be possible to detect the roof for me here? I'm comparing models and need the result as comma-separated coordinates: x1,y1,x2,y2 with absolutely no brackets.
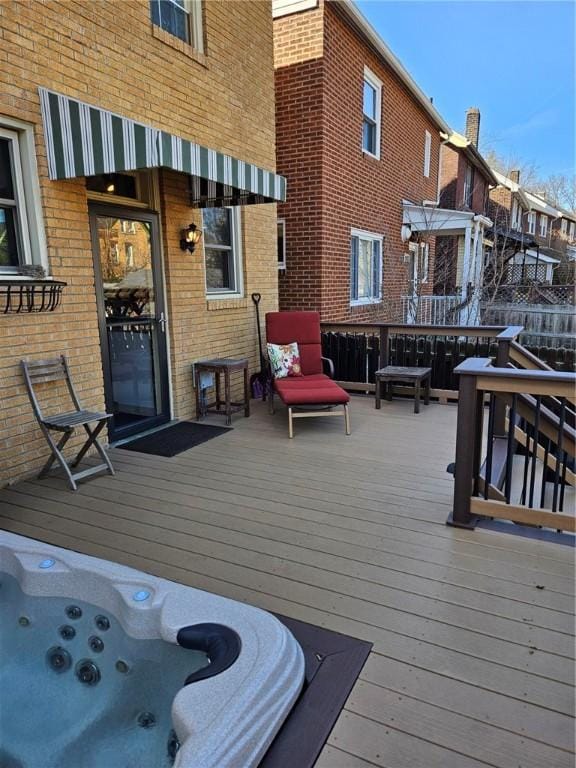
273,0,451,133
492,170,533,210
492,170,576,222
444,131,498,185
521,249,560,264
525,191,561,218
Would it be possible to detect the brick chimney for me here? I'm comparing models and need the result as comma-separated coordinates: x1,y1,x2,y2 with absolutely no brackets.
509,169,520,183
465,108,480,147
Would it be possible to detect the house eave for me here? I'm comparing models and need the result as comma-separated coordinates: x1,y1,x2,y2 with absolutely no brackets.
333,0,451,134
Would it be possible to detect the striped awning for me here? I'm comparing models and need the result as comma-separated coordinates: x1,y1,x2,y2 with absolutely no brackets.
39,88,286,207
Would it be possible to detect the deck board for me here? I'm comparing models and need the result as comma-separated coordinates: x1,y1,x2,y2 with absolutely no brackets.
0,397,574,768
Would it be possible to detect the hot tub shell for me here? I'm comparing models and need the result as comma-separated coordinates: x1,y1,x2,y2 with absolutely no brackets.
0,531,305,768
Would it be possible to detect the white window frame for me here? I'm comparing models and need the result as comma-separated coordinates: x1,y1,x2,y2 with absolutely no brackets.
463,164,474,207
0,119,47,274
527,211,536,235
539,215,548,237
423,130,431,178
277,219,286,270
350,227,383,306
202,206,243,300
569,222,575,242
125,243,134,267
362,67,382,160
409,241,430,286
560,218,568,236
151,0,204,53
511,200,523,231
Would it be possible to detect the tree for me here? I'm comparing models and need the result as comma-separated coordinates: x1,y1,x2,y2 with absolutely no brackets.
532,174,576,214
483,148,576,214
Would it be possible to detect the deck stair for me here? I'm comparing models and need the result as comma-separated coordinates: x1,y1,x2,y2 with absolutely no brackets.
451,336,576,535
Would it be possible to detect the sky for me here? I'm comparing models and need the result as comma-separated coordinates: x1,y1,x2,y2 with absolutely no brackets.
356,0,575,179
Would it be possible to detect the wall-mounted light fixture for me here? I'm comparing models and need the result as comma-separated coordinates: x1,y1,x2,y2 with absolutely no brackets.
180,223,202,253
400,224,412,242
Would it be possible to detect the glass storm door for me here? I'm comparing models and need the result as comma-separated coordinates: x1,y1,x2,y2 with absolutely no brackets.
90,206,170,442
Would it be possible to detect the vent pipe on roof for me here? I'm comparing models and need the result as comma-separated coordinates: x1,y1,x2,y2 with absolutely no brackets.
465,108,481,148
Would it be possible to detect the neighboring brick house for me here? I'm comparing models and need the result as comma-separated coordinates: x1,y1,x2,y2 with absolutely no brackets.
0,0,283,485
488,170,576,285
273,0,451,323
433,108,498,306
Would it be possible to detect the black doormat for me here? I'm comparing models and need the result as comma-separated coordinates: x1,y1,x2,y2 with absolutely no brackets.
118,422,230,457
260,615,372,768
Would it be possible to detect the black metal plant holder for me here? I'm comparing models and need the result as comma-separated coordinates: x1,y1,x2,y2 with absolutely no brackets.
0,278,67,314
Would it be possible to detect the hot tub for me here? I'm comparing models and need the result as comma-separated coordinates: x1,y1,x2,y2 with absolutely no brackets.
0,532,305,768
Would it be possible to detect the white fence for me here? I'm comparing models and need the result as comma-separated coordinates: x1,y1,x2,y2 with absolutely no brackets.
402,295,461,325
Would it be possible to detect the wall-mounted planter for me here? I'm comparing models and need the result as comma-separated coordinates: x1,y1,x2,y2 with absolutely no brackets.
0,278,67,314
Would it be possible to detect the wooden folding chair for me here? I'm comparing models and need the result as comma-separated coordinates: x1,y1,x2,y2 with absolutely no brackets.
21,356,115,491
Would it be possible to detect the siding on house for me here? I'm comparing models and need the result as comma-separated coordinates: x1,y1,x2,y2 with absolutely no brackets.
0,0,279,486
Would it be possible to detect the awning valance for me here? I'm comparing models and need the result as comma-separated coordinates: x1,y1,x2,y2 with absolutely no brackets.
39,88,286,207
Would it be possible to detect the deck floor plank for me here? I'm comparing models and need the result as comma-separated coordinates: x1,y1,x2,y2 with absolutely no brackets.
0,398,574,768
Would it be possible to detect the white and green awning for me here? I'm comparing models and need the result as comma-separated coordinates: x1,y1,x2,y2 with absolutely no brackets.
39,88,286,207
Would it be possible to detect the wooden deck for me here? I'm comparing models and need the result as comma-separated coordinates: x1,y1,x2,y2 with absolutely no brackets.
0,396,574,767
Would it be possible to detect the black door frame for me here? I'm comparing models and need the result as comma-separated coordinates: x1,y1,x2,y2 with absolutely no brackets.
89,203,171,442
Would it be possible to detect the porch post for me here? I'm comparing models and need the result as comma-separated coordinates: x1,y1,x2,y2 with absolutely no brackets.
459,225,472,322
469,220,481,324
449,372,480,529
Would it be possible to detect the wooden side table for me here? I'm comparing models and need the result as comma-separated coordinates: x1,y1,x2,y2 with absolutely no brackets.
194,358,250,426
375,366,432,414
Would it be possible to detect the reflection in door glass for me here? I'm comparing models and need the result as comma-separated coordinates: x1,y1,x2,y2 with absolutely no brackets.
96,217,154,318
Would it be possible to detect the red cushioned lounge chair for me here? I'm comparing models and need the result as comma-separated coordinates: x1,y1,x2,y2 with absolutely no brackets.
265,311,351,439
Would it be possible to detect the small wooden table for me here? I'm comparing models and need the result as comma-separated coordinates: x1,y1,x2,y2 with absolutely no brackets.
375,366,432,414
194,358,250,426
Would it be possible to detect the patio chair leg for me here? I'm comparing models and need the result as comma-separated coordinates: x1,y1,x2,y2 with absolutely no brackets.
39,428,78,490
38,429,72,479
344,404,351,435
288,407,294,439
72,420,114,477
268,389,275,415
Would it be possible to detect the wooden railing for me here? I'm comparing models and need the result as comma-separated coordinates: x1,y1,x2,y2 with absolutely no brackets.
450,358,576,534
320,322,524,399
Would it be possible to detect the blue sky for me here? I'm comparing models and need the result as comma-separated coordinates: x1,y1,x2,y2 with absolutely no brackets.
356,1,575,178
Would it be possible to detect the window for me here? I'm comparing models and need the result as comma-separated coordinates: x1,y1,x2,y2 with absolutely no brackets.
463,164,474,208
121,219,137,234
277,219,286,270
0,123,46,273
539,215,548,237
202,207,243,297
350,229,382,305
423,131,431,178
86,171,154,208
409,241,429,286
560,218,568,236
125,243,134,267
150,0,203,51
362,68,382,159
511,200,523,231
570,222,576,242
527,211,536,235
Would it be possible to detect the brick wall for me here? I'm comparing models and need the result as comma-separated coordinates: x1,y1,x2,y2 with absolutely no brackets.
440,146,488,216
0,0,278,486
274,2,442,323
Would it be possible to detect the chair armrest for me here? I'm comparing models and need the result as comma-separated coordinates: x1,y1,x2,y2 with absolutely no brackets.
322,356,335,379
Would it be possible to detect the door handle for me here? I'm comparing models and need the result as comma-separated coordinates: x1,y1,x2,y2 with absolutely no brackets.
159,312,167,333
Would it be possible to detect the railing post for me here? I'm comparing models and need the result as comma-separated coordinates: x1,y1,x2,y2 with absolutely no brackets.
493,337,511,437
379,327,389,369
449,373,480,529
